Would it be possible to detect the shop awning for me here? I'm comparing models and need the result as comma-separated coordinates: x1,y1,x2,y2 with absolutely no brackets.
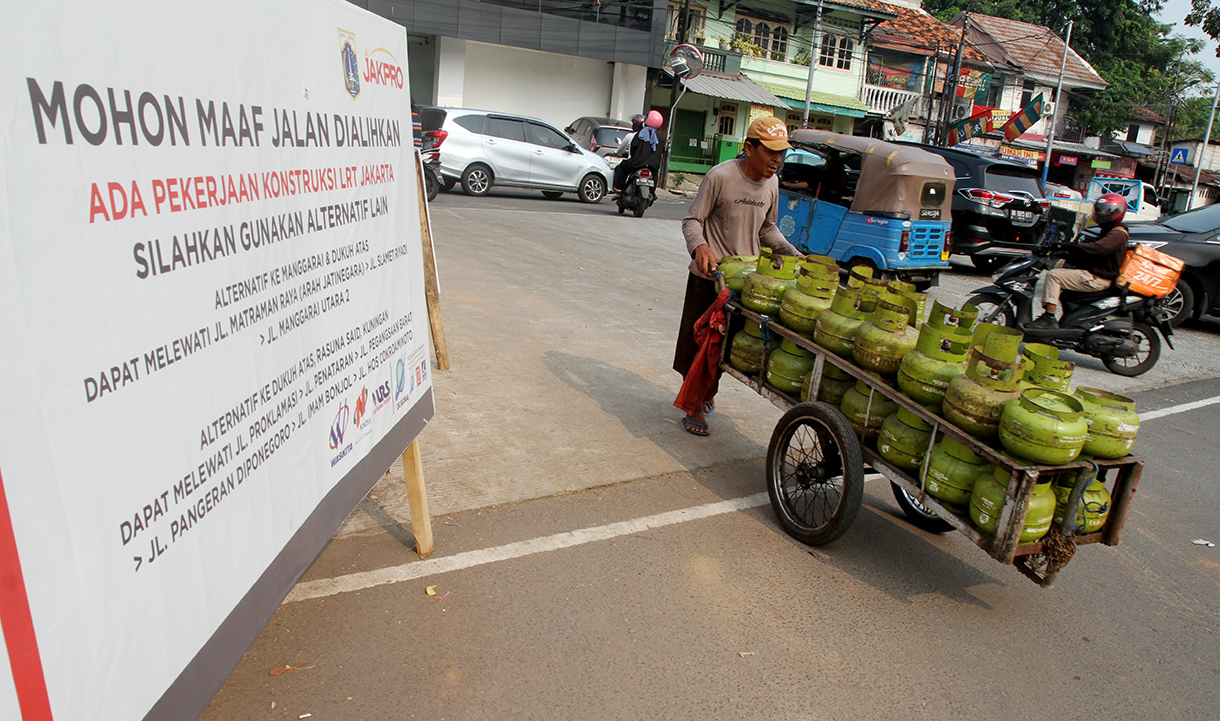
1104,140,1157,158
759,83,870,118
1009,137,1118,159
665,70,789,108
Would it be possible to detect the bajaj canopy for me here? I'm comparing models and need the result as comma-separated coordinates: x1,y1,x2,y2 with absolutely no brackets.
789,130,954,222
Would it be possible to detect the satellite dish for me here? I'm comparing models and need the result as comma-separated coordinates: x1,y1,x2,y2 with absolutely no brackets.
669,43,704,80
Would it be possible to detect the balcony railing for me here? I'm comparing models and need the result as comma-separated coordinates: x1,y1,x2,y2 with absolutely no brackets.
862,85,921,115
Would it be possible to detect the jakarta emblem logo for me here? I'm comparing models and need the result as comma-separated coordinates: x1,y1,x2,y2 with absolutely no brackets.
339,29,360,99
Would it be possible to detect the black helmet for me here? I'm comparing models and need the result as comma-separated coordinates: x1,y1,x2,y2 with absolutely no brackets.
631,114,646,132
1093,192,1127,225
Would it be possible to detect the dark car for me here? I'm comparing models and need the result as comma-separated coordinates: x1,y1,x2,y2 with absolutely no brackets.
564,116,633,160
1121,202,1220,326
897,144,1050,272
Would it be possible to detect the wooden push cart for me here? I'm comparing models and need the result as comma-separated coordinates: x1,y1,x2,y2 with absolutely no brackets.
721,300,1144,588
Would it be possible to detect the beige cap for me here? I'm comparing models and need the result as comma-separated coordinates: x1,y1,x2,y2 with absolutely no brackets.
746,116,792,150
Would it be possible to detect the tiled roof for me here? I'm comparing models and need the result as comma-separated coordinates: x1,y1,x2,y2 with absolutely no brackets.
821,0,899,18
950,12,1106,90
1132,104,1167,125
871,2,990,65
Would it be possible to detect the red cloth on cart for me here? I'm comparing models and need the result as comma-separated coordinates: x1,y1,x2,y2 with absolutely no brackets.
674,288,731,415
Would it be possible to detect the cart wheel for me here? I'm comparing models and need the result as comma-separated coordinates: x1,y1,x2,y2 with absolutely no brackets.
766,402,864,546
889,483,953,533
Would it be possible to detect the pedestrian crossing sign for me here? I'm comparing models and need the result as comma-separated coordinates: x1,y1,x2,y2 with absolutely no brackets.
1170,147,1189,165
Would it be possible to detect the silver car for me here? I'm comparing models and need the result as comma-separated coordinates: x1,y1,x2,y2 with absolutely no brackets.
434,108,613,203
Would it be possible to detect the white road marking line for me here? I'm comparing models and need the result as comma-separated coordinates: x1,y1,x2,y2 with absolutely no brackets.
290,393,1218,603
285,491,770,603
1139,395,1220,421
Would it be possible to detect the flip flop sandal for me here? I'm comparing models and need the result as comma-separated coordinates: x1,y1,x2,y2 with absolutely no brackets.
683,418,709,437
702,401,715,414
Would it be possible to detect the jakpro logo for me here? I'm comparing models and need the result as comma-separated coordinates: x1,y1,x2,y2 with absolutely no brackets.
395,359,406,400
329,401,350,449
363,48,404,89
339,29,360,99
352,386,369,427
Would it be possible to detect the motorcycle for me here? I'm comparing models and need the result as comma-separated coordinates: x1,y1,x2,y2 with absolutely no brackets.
421,128,447,202
965,234,1174,377
616,166,656,218
421,146,441,202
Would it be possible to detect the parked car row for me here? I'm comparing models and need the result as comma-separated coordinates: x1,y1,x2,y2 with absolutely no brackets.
419,107,617,203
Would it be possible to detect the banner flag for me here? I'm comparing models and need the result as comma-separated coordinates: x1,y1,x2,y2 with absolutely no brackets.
949,109,995,146
1002,93,1045,142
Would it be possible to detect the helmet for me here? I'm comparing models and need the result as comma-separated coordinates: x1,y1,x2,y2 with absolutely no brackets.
1093,192,1127,225
645,110,664,128
630,114,646,132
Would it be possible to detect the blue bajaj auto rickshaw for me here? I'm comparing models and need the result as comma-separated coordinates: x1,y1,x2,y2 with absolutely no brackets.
777,131,953,286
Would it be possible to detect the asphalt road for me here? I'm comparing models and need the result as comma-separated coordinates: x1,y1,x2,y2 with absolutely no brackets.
202,187,1220,721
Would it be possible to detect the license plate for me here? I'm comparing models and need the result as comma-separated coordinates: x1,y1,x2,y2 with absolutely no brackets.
1011,210,1034,223
636,178,654,186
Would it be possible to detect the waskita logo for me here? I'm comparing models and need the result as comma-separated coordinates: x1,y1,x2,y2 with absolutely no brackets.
329,401,350,450
363,48,404,89
339,29,360,99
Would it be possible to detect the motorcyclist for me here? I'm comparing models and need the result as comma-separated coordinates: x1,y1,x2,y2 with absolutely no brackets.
614,114,646,159
1027,192,1130,329
614,110,665,193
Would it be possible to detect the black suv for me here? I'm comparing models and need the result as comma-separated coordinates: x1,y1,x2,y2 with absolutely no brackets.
898,144,1050,272
1121,202,1220,326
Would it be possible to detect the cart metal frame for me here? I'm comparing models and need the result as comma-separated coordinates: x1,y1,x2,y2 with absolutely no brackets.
721,300,1144,588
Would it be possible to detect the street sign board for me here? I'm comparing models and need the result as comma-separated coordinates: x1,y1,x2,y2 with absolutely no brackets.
0,1,433,718
1170,147,1189,165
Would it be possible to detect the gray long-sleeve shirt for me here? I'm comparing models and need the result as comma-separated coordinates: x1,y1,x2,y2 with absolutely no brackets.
681,158,800,278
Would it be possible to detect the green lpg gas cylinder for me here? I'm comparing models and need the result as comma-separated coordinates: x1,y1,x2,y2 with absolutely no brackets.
1019,343,1074,392
742,252,800,315
878,406,935,470
1074,387,1140,459
971,322,1023,363
943,347,1025,439
1051,473,1112,534
923,435,990,512
897,324,972,407
717,255,758,293
970,465,1056,543
848,267,889,297
853,295,919,377
766,338,816,395
780,267,837,335
802,254,839,277
999,389,1088,465
840,376,899,440
927,300,978,334
729,320,779,374
886,280,927,326
803,362,855,405
814,285,877,357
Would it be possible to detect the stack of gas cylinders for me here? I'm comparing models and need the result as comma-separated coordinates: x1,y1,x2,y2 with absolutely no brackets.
721,251,1143,543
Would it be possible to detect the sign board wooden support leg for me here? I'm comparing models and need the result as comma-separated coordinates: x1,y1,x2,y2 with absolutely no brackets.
401,440,433,558
415,150,450,370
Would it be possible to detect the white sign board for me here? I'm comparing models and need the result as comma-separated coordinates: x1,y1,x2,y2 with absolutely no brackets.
0,1,433,718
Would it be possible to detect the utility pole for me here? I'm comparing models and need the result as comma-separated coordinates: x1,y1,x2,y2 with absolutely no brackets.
1187,81,1219,211
939,24,966,146
660,0,691,190
1040,20,1072,187
802,0,825,128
